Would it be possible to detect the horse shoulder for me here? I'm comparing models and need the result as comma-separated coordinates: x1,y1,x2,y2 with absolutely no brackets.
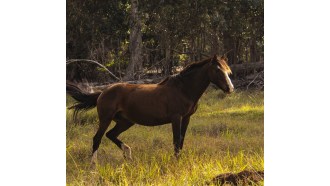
164,90,196,116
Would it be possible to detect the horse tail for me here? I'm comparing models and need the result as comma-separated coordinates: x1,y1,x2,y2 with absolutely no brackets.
66,82,101,120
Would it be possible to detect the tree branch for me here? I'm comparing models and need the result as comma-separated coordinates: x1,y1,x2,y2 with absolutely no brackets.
66,59,121,81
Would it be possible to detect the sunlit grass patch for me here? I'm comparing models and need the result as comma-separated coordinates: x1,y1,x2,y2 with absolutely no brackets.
66,89,264,185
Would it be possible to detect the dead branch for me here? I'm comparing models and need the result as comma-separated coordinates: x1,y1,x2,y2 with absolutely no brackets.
246,71,264,90
134,58,165,77
66,59,121,81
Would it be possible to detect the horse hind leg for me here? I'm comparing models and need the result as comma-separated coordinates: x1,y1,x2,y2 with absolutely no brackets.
91,111,115,165
106,119,134,160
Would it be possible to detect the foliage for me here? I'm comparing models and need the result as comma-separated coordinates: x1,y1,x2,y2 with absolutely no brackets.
66,0,264,81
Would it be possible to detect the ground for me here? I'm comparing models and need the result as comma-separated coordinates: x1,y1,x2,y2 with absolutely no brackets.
66,88,264,185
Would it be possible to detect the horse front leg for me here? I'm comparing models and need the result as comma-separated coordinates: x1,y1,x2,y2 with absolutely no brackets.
179,116,190,150
171,115,182,158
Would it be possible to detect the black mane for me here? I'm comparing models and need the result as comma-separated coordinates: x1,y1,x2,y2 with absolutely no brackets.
158,58,212,85
179,58,211,76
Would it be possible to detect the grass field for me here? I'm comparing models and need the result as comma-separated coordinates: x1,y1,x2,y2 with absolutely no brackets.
66,88,264,185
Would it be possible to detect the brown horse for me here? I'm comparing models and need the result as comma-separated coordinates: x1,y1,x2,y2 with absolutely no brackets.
67,55,234,163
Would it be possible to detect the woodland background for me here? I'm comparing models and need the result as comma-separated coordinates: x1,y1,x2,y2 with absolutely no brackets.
66,0,264,86
66,1,265,184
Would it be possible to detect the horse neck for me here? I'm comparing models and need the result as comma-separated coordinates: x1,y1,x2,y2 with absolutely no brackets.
176,65,210,102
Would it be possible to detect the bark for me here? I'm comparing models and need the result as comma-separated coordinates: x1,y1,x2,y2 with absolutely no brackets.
250,37,257,63
210,29,220,55
124,0,143,80
223,31,234,63
165,45,173,75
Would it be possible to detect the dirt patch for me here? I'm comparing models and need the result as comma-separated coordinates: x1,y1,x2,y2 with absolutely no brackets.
208,170,264,185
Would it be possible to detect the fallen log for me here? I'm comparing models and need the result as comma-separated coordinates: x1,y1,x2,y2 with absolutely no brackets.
67,61,265,92
207,170,264,185
230,61,264,73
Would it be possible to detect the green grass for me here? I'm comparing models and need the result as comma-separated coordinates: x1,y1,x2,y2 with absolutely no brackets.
66,88,264,185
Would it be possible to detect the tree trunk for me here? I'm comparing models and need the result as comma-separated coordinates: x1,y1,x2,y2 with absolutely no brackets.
164,45,172,75
250,37,257,63
124,0,143,80
223,31,234,64
210,29,220,56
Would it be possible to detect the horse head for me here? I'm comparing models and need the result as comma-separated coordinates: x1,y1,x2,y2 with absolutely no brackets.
208,55,234,94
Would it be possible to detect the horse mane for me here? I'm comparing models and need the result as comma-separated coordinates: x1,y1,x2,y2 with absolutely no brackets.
157,58,211,85
218,56,232,74
179,56,232,75
179,58,212,76
157,55,232,85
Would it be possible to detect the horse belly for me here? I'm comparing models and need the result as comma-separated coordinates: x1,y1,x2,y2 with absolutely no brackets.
121,111,170,126
121,97,170,126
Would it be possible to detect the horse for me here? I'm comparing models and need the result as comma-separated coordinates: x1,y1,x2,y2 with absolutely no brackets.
67,54,234,163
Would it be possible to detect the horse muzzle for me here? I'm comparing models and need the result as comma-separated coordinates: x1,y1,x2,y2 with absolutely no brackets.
227,87,234,94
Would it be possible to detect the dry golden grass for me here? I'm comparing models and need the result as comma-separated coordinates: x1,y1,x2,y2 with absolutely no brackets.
66,88,264,185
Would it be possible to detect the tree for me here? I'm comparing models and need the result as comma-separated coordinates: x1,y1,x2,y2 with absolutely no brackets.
125,0,143,80
66,0,264,82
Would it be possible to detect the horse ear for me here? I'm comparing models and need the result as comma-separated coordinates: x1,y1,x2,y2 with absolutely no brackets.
220,55,228,62
212,54,218,63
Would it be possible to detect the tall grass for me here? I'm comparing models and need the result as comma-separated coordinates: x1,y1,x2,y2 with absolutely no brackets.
66,88,264,185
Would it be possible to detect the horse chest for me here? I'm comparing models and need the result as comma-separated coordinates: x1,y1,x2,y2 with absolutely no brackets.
167,98,196,116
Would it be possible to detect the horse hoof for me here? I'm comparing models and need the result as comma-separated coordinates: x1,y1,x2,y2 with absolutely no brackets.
123,152,132,160
90,158,97,169
121,143,132,160
174,152,181,159
90,151,98,168
124,154,133,161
